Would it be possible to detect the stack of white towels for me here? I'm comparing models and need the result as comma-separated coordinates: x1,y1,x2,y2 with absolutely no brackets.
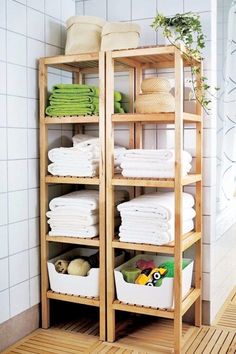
48,133,126,177
120,149,192,178
47,189,128,238
117,192,195,245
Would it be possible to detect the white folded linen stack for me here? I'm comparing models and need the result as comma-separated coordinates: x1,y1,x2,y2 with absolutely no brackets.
48,133,126,177
120,149,192,178
47,189,128,238
117,191,195,245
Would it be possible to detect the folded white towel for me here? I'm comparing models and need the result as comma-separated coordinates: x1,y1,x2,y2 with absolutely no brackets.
49,224,99,238
121,165,191,178
121,161,192,171
48,163,98,177
120,208,196,226
47,215,98,227
48,146,99,163
121,149,192,163
117,192,194,221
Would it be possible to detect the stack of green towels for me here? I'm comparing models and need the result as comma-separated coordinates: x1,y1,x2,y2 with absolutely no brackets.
45,84,125,117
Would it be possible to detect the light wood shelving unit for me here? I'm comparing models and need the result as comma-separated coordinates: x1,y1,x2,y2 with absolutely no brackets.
106,45,202,354
39,52,106,340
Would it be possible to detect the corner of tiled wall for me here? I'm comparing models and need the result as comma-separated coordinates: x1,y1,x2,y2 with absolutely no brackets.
0,0,75,330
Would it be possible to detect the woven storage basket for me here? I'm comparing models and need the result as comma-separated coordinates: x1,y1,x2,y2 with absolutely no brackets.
135,92,175,113
141,77,171,93
65,16,106,54
101,22,140,51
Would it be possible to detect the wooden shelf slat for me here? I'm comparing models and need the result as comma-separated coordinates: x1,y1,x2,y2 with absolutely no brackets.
112,174,201,187
112,112,201,124
43,52,99,65
45,175,99,185
182,288,201,316
112,300,174,319
112,175,174,187
44,116,99,124
47,290,100,307
46,235,99,246
112,232,201,253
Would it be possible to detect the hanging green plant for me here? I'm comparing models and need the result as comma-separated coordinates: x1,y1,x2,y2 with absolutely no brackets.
151,12,215,113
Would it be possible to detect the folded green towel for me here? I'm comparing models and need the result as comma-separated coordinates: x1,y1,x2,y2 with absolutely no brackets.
49,98,93,105
52,83,95,92
49,94,94,101
45,106,94,117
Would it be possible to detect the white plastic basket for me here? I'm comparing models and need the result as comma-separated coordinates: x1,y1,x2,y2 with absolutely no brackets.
48,247,124,297
114,254,194,309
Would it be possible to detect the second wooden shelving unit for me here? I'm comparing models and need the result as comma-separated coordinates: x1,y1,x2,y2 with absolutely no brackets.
39,52,106,340
106,45,202,354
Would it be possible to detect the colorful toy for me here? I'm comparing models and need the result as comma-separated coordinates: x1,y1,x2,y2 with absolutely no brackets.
158,260,190,278
67,258,91,276
136,259,156,271
121,268,141,283
55,260,70,274
135,267,167,286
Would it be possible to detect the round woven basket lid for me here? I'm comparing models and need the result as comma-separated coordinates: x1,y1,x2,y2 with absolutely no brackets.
135,92,175,113
141,77,171,93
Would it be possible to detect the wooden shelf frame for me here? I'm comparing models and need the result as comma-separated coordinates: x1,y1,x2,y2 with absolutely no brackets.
106,45,202,354
39,52,106,340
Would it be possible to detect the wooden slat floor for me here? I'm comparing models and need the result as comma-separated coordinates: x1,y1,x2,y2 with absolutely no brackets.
2,288,236,354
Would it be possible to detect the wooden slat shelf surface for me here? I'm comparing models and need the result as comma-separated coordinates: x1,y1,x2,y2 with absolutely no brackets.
182,288,201,316
45,115,99,124
47,290,100,307
45,175,99,185
112,300,174,319
46,235,99,247
112,174,201,187
112,112,201,123
112,232,201,254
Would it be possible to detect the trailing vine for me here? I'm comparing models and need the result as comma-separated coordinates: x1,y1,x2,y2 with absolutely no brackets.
151,12,216,113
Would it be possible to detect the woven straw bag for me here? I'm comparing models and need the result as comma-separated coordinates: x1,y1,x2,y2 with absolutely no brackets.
135,92,175,113
141,77,171,93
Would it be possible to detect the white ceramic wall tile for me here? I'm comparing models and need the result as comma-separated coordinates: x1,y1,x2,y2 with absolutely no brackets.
0,28,6,61
8,160,28,191
75,1,84,16
28,188,39,218
157,0,183,16
203,129,216,157
7,0,27,35
9,250,29,286
132,19,156,46
107,0,131,21
7,31,27,66
28,159,39,188
27,38,45,69
7,96,28,128
45,16,62,47
84,0,106,19
0,225,8,258
203,157,216,187
27,8,45,41
10,280,30,317
184,0,211,13
0,193,8,226
7,64,27,97
29,217,39,248
0,258,8,291
27,98,39,129
143,129,157,149
29,275,40,306
7,129,27,159
27,68,38,99
28,129,39,158
27,0,44,12
0,289,10,324
131,0,156,20
8,190,28,223
0,62,7,94
0,95,7,127
45,0,61,19
0,0,6,29
48,129,63,150
0,161,7,193
29,246,40,277
203,215,216,244
0,128,7,159
9,221,28,255
202,272,210,301
203,185,216,216
61,0,76,22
